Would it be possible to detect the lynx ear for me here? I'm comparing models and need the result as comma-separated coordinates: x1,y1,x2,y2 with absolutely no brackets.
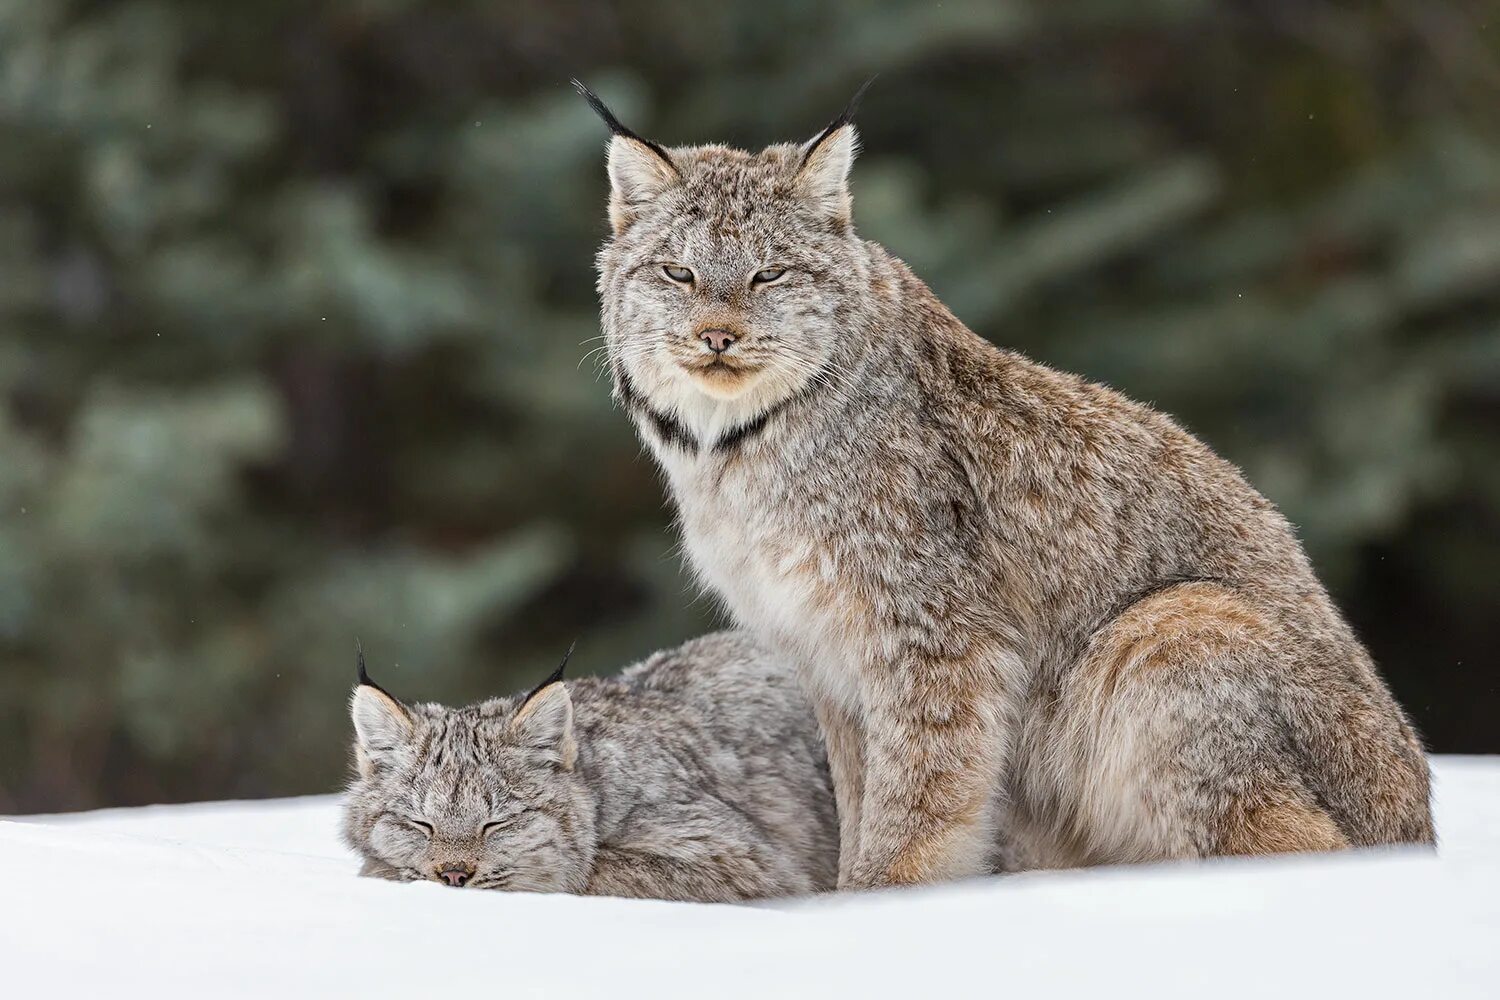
350,684,413,777
608,137,678,233
573,80,678,234
795,78,874,224
510,641,577,767
510,682,577,770
795,125,857,221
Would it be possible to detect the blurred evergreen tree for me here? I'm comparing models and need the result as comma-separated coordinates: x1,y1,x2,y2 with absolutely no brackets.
1,0,1497,810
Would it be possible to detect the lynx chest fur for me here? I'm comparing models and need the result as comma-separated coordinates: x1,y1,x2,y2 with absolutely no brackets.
657,393,986,716
666,443,868,707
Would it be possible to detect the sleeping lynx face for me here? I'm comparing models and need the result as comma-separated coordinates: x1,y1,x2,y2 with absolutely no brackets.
587,82,870,441
341,659,595,891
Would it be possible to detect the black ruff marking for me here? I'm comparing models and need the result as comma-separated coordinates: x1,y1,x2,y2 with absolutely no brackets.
713,411,773,454
712,359,838,455
615,368,699,454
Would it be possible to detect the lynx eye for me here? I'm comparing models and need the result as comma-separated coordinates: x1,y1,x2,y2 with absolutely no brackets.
404,818,434,837
481,819,512,838
662,264,694,284
752,267,787,285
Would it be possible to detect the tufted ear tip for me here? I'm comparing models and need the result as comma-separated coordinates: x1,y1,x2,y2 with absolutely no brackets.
795,78,874,223
510,682,577,770
794,126,857,222
350,682,413,777
574,80,679,234
521,640,575,702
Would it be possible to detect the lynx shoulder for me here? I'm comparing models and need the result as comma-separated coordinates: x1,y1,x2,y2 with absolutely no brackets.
342,631,837,901
582,82,1434,888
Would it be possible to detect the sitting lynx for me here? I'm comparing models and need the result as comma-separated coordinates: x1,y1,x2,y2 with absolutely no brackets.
342,632,837,901
580,81,1434,889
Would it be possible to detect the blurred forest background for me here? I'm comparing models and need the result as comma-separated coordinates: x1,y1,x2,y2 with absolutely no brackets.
2,0,1498,813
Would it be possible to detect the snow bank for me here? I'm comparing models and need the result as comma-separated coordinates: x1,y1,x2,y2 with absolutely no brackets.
4,757,1497,999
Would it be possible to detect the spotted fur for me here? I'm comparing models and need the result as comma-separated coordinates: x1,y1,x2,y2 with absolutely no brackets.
342,632,837,901
587,92,1435,889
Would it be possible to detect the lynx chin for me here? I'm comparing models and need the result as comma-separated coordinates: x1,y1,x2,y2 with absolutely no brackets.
343,632,837,901
581,80,1434,889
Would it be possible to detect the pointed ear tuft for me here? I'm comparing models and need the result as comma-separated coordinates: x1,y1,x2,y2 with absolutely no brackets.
795,125,858,222
510,682,577,770
355,638,372,687
573,79,678,234
522,639,575,703
795,77,873,225
350,685,413,777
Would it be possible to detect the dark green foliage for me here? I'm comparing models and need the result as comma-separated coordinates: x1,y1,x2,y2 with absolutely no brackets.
2,0,1497,810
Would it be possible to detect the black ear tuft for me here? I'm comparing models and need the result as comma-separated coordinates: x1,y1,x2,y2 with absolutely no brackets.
801,75,877,167
570,79,677,171
571,79,629,139
520,639,577,706
354,637,401,702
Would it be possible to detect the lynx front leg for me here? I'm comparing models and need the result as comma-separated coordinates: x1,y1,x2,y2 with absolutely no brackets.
586,846,767,903
844,649,1011,889
585,802,813,901
812,698,866,884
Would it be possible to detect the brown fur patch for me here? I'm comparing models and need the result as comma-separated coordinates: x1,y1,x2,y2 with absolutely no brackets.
885,846,940,885
1219,798,1350,856
884,816,983,885
1087,583,1270,702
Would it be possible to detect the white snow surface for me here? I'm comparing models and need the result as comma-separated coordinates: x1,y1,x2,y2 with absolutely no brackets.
4,756,1497,998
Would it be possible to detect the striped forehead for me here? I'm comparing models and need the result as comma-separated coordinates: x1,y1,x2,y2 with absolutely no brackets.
674,148,798,224
414,713,501,784
659,180,802,265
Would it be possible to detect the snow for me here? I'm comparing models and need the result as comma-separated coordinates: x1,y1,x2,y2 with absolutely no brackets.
4,757,1498,999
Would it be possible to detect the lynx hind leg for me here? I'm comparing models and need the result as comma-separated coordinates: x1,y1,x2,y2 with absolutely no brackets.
1044,582,1351,863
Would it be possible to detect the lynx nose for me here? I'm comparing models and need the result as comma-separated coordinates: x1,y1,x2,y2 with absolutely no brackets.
699,328,737,353
438,864,473,887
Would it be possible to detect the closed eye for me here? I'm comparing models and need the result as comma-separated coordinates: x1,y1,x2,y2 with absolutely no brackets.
404,818,434,837
751,267,787,285
482,817,518,837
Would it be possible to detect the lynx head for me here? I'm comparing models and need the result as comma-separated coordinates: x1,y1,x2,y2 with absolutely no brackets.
584,80,874,446
341,645,596,892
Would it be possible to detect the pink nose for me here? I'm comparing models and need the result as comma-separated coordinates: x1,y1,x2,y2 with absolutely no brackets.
438,866,472,887
699,328,737,353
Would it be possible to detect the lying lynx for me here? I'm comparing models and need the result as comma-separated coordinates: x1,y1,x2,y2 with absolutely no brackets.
343,632,837,901
581,81,1434,889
